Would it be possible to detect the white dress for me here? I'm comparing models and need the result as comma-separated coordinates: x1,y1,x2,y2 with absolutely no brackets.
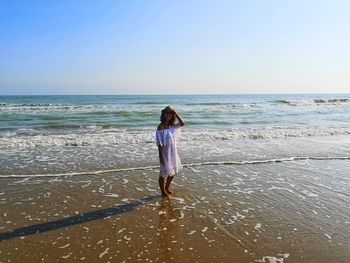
156,124,182,177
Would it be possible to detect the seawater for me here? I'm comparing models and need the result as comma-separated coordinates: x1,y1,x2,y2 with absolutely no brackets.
0,94,350,176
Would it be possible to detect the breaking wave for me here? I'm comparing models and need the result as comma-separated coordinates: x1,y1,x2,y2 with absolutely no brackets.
276,98,350,106
1,126,350,149
0,103,97,112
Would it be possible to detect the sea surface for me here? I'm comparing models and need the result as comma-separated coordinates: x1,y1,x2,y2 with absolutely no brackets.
0,94,350,176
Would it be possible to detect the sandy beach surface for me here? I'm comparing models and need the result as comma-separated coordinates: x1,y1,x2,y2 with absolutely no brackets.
1,158,350,263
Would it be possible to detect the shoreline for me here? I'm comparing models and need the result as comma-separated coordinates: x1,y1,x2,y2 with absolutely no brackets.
1,134,350,178
1,154,350,178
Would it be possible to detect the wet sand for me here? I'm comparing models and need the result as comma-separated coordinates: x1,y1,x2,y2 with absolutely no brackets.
1,159,350,262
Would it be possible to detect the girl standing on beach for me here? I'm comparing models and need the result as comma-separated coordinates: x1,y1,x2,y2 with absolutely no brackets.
156,106,185,197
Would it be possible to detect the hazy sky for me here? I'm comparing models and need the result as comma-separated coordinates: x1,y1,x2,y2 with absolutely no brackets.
1,0,349,95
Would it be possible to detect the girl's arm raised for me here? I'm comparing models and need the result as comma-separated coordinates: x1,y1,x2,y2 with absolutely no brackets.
175,112,185,127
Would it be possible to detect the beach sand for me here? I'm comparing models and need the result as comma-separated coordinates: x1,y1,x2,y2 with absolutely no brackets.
1,159,350,262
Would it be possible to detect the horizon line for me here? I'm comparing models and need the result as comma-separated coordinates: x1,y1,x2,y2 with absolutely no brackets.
1,92,350,96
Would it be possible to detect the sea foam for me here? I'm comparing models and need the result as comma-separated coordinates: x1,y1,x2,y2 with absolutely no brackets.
1,126,350,149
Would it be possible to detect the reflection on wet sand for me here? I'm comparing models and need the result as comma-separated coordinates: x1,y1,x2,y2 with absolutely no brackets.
157,197,181,262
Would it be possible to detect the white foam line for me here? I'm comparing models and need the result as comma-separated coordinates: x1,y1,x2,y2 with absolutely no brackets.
0,166,159,178
1,156,349,178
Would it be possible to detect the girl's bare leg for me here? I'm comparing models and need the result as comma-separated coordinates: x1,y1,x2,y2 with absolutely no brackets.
165,176,174,195
159,176,168,197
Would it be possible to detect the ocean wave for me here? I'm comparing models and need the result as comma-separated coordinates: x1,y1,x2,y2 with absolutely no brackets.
132,101,165,105
1,156,349,178
185,102,256,108
276,98,350,106
0,103,97,111
186,126,350,141
186,102,231,106
0,126,349,149
37,115,68,121
111,111,156,117
0,103,159,119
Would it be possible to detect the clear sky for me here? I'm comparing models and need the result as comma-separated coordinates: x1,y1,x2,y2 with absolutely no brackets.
1,0,349,95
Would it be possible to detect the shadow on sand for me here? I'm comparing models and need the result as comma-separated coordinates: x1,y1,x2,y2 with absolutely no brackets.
0,194,160,241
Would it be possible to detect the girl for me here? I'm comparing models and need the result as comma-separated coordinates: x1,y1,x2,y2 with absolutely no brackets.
156,106,185,197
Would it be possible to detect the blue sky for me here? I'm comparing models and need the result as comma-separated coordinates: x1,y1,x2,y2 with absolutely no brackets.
1,0,349,95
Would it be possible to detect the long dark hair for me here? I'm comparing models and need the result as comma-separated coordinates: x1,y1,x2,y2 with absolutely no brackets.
160,106,176,126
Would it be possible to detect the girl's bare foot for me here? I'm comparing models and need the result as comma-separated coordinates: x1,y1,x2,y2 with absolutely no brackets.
161,192,169,197
165,190,174,195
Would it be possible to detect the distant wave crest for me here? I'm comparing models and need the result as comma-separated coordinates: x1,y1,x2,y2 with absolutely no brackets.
276,98,350,106
0,103,98,111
